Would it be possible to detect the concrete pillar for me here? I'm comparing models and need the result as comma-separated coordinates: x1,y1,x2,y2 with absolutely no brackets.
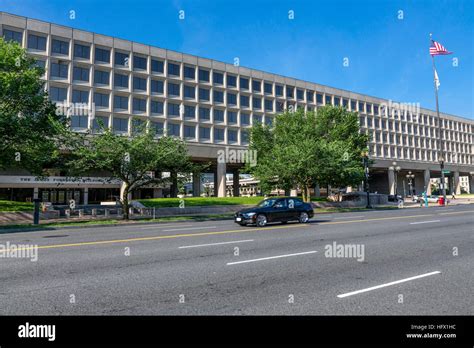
192,172,201,197
454,171,461,195
314,183,320,198
290,189,297,196
216,161,226,197
33,187,39,200
83,187,89,205
170,171,178,198
470,175,474,194
388,168,395,195
232,169,240,197
424,169,431,196
346,186,352,193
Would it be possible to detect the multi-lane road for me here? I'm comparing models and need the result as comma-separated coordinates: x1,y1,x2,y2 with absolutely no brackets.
0,205,472,315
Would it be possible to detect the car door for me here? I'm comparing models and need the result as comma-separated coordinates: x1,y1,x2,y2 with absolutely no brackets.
271,198,288,222
286,198,299,220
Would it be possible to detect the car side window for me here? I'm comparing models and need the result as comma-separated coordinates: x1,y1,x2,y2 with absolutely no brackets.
288,199,295,209
274,199,287,208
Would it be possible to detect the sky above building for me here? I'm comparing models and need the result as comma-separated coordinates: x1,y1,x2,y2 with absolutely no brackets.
1,0,473,119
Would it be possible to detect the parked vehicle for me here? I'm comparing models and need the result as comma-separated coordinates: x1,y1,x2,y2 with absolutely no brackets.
388,194,403,202
416,195,440,203
234,197,314,227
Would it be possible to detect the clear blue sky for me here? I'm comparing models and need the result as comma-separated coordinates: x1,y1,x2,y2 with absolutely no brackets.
2,0,473,119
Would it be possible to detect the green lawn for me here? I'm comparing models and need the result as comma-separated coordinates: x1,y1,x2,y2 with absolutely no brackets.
139,196,266,208
0,200,34,212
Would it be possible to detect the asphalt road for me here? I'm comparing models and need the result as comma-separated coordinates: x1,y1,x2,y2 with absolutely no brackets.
0,204,472,315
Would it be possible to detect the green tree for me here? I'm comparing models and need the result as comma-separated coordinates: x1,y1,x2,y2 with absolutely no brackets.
248,106,369,202
0,38,69,174
67,124,195,219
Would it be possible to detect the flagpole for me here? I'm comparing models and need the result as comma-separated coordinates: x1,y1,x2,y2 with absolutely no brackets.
430,33,447,205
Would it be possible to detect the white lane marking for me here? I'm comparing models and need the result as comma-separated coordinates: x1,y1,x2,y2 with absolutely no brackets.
337,271,441,298
141,224,194,230
227,250,317,266
163,226,217,232
334,215,365,220
409,220,441,225
179,239,254,249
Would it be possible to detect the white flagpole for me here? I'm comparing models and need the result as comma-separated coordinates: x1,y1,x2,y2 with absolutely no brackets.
430,33,447,205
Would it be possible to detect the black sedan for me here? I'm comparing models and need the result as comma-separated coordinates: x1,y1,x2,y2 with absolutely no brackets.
234,197,314,227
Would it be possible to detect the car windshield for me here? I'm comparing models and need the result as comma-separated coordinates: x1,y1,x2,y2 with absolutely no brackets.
257,199,278,208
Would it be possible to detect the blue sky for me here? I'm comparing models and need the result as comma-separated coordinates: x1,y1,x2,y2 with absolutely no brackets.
2,0,473,119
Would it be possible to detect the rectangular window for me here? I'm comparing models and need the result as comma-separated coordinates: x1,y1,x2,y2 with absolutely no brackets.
343,98,349,108
264,99,273,112
214,128,224,141
151,101,164,114
92,116,109,131
264,82,272,94
114,73,129,88
94,70,109,85
73,66,89,82
317,93,324,105
133,98,147,112
72,90,89,103
113,118,128,132
94,92,109,107
253,115,262,125
50,62,68,78
265,117,273,126
74,43,90,59
133,76,147,91
214,109,224,122
366,103,372,114
115,52,129,67
276,101,285,112
253,97,262,110
184,125,195,139
228,111,237,124
184,85,195,99
307,91,314,103
151,121,164,136
334,97,340,106
151,59,164,73
184,105,195,118
27,34,46,50
227,93,237,105
95,47,110,63
168,103,180,116
228,129,238,143
52,39,69,55
325,95,332,105
151,80,164,93
351,100,357,110
168,62,180,77
133,55,147,70
199,107,210,121
71,116,88,128
240,77,249,90
213,90,224,103
168,82,180,97
198,69,210,82
227,75,237,87
168,123,180,136
213,71,224,85
49,87,67,102
275,85,283,96
240,95,250,107
199,88,210,101
199,127,211,140
252,80,261,93
297,89,304,100
3,29,22,44
241,130,249,144
286,86,294,98
114,95,128,110
241,113,250,125
184,66,195,79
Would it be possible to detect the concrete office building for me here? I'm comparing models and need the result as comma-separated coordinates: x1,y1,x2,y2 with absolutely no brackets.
1,12,473,204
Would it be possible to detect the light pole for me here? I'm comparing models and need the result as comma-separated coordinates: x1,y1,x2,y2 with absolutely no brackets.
406,171,415,197
362,151,371,209
389,161,401,200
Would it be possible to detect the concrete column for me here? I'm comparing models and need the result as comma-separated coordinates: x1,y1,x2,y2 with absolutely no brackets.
454,171,461,195
213,168,218,197
232,169,240,197
83,187,89,205
424,169,431,196
170,171,178,198
469,175,474,194
388,168,395,195
314,183,320,198
216,161,226,197
290,189,297,197
346,186,352,193
33,187,39,200
192,172,201,197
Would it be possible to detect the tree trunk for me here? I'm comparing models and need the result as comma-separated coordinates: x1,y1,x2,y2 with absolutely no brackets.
120,181,130,220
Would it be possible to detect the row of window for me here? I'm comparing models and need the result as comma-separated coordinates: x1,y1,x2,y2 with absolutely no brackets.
370,145,472,165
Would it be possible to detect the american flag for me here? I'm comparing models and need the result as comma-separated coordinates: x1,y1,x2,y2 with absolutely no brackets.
430,40,452,56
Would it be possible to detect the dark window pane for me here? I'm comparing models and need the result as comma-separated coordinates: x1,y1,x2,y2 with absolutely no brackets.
151,101,164,114
114,73,129,88
151,80,164,93
49,86,67,102
133,76,147,91
199,88,210,101
73,66,89,81
95,47,110,63
214,109,224,122
168,62,180,76
52,39,69,55
168,83,180,97
3,29,22,43
94,92,109,107
240,77,249,90
115,52,129,66
213,71,223,84
227,75,237,87
151,59,164,73
28,34,46,50
199,107,210,121
133,55,147,70
74,43,90,59
94,70,109,85
184,85,195,98
114,95,128,109
184,66,195,79
198,69,209,82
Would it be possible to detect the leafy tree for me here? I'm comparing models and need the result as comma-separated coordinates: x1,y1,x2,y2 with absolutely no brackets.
0,38,69,174
248,106,369,202
67,124,195,219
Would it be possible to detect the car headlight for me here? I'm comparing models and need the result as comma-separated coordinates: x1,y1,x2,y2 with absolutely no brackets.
243,212,256,218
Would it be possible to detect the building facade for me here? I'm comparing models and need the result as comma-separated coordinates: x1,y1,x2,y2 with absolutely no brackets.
1,11,473,204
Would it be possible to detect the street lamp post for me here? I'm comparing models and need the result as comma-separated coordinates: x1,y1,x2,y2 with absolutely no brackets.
362,151,371,209
389,161,401,200
406,171,415,197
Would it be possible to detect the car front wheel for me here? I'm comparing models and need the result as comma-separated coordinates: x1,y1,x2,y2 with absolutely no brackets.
299,212,309,223
256,214,267,227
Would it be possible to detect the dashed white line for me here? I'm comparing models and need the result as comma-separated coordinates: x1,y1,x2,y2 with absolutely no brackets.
337,271,441,298
163,226,217,232
179,239,254,249
409,220,441,225
227,250,317,266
